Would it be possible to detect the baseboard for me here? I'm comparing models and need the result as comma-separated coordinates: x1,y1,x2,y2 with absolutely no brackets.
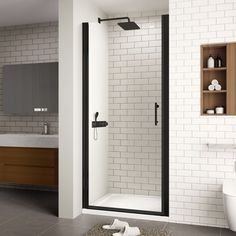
0,183,58,192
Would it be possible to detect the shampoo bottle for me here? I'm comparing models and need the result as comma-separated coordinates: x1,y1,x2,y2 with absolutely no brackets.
207,55,214,68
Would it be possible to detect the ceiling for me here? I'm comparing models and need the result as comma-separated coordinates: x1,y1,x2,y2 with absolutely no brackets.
0,0,58,27
0,0,168,27
91,0,169,15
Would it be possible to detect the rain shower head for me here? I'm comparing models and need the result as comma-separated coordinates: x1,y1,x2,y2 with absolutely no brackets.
118,21,140,30
98,17,140,31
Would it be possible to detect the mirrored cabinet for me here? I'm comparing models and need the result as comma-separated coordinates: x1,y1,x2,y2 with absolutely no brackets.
3,62,58,115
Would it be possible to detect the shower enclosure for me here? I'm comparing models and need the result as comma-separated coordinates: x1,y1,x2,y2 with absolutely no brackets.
83,13,169,216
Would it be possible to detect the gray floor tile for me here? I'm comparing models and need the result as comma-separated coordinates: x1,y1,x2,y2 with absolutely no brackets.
0,188,231,236
0,197,29,225
167,223,221,236
221,228,236,236
0,211,58,236
40,224,88,236
0,205,25,226
58,214,111,227
0,188,58,236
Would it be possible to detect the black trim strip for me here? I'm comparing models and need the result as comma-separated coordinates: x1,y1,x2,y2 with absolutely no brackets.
86,205,168,216
82,23,89,208
161,14,169,216
82,14,169,216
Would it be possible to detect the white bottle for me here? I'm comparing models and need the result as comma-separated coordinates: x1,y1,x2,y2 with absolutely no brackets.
207,55,214,68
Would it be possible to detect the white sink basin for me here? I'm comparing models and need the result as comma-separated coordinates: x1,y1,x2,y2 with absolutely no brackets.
0,134,58,148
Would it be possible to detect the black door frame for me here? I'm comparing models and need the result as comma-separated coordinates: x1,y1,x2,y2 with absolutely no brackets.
82,15,169,216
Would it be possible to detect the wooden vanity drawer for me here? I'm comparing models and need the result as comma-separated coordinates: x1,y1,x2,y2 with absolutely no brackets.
0,148,57,167
0,147,58,187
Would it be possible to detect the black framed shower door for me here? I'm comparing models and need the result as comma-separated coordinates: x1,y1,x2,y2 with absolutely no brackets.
82,15,169,216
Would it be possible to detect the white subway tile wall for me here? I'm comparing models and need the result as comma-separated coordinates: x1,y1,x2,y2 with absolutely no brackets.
108,12,162,196
170,0,236,227
0,22,58,134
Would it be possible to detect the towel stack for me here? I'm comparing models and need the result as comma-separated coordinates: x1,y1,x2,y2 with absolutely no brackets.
208,79,222,91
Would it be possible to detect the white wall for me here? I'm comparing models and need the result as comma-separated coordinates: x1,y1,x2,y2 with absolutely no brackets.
0,22,58,134
170,0,236,228
59,0,105,218
89,22,108,204
59,0,77,218
59,0,78,219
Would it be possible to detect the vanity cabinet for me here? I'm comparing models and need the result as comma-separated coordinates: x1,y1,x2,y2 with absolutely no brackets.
201,43,236,115
0,147,58,187
3,62,58,115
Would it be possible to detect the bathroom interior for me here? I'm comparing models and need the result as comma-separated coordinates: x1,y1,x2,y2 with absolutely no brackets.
0,0,58,215
83,5,169,215
0,0,236,235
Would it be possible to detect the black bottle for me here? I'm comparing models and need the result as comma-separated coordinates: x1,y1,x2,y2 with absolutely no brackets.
215,55,223,68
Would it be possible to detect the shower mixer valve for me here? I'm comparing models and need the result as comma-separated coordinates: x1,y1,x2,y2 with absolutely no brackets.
92,121,108,128
92,112,108,128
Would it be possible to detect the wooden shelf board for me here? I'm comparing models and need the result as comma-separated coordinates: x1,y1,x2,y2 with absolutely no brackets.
203,90,227,94
202,113,226,116
201,43,227,48
202,67,227,71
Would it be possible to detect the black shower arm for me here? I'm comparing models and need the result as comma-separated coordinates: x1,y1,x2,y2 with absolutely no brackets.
98,17,130,24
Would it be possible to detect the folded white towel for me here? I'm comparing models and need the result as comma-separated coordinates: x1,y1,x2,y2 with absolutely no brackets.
103,219,129,230
113,226,141,236
211,79,219,86
208,84,214,91
215,84,222,91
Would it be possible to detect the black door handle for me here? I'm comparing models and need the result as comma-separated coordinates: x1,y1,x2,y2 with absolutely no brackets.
155,103,159,126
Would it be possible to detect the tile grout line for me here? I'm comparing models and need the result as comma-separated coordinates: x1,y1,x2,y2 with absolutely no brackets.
0,210,27,227
37,222,60,236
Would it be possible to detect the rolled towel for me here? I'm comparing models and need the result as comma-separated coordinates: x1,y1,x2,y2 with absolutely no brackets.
208,84,214,91
113,226,141,236
103,219,129,230
206,109,215,114
215,84,222,91
211,79,219,86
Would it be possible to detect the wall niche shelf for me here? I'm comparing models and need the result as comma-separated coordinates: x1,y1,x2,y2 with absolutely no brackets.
201,42,236,115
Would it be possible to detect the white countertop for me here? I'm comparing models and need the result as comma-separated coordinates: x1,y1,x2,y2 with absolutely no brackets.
0,134,58,148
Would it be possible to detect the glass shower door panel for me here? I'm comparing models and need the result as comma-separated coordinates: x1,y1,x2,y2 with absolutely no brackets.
88,22,109,206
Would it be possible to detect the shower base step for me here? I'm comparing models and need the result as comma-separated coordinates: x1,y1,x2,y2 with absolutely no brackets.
91,193,161,212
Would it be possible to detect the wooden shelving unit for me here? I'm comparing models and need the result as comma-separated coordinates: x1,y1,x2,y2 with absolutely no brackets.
201,43,236,115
